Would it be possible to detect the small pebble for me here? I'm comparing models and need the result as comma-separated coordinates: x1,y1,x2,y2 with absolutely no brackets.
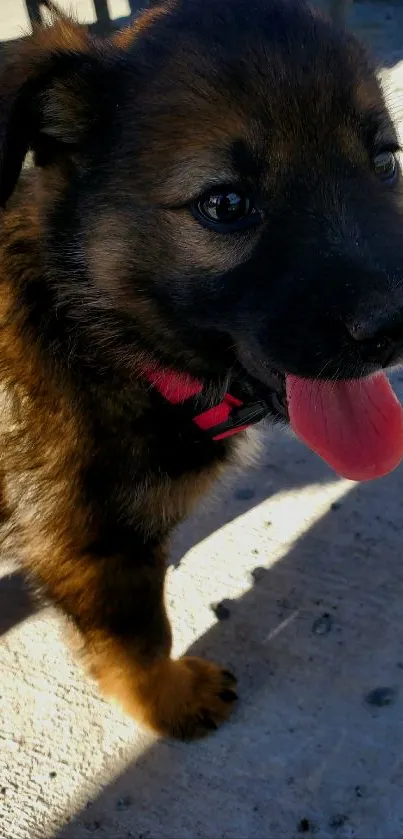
251,567,267,584
211,600,231,621
49,771,57,779
365,686,397,707
234,487,255,501
331,502,341,511
278,597,290,610
116,796,132,811
329,814,348,829
84,821,101,833
312,613,333,635
354,785,363,798
251,548,259,555
298,818,311,833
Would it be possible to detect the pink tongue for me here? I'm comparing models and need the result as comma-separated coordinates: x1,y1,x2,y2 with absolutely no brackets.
286,372,403,481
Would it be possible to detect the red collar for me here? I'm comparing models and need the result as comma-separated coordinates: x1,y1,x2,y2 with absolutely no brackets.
142,364,269,441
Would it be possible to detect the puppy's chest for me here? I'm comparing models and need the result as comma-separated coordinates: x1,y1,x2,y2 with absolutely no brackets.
86,391,235,525
93,414,229,489
91,386,230,471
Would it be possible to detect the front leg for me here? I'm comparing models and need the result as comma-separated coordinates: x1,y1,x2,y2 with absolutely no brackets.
37,538,237,739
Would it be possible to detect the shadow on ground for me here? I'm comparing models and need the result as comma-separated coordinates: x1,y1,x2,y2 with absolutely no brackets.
48,431,403,839
0,570,38,636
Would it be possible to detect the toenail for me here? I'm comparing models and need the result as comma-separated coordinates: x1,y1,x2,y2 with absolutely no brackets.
219,689,238,702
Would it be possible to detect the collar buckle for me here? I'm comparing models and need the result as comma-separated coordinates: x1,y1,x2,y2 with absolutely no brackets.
205,400,270,441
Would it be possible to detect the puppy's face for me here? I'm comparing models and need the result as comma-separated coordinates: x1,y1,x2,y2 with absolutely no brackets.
76,1,403,381
2,0,403,478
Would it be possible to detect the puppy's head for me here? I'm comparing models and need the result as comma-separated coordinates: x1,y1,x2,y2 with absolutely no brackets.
2,0,403,480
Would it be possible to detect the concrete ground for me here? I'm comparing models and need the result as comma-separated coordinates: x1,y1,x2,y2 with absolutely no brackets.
1,2,403,838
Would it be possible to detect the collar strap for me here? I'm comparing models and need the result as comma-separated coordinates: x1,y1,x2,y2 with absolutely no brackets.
142,364,269,441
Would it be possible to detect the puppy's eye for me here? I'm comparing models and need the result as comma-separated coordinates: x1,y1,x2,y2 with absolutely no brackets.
192,187,262,233
199,190,249,223
373,151,398,183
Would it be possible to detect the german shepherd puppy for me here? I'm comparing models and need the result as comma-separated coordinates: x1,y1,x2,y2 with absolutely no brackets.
1,0,403,740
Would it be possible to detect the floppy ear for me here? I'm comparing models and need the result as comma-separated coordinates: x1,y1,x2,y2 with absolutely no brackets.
0,20,109,207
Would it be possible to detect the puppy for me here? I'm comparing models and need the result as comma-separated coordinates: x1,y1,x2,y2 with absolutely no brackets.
1,0,403,740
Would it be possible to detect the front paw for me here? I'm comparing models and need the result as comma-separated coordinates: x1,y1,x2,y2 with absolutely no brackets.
143,656,238,740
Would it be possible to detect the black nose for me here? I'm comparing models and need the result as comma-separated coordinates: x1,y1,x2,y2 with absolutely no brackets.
347,320,397,367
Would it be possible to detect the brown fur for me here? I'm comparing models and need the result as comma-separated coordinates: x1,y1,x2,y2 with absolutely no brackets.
0,0,402,740
0,105,237,736
0,199,235,737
